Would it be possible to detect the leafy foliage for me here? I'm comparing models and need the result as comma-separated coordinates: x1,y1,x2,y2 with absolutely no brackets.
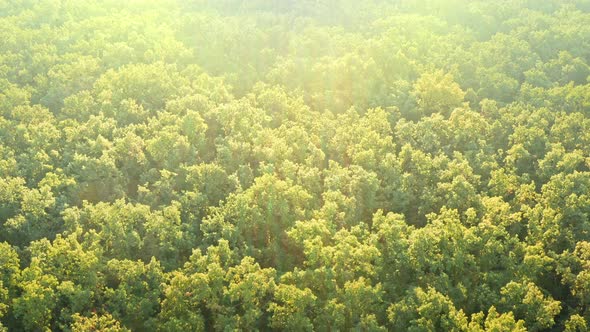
1,0,590,330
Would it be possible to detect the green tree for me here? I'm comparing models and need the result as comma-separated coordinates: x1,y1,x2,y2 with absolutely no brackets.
413,70,465,117
71,313,129,332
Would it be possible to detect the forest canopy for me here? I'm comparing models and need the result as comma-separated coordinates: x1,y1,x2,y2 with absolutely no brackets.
1,0,590,331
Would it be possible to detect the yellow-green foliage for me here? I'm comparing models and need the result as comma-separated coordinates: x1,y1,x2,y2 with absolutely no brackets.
1,0,590,330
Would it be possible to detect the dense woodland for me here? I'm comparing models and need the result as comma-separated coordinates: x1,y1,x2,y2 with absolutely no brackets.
1,0,590,331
